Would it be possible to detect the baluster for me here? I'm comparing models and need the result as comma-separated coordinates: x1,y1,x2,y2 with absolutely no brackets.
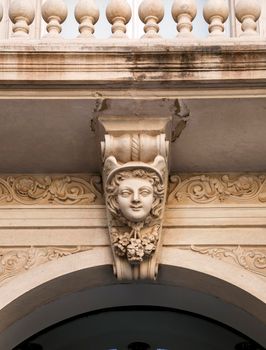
9,0,35,37
235,0,261,37
75,0,99,38
139,0,164,38
42,0,68,37
203,0,229,37
172,0,197,37
106,0,132,38
0,2,3,23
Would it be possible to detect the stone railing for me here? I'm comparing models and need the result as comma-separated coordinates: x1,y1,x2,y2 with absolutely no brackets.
0,0,264,41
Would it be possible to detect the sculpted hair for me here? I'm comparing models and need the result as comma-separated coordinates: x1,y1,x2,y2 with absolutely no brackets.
106,169,164,223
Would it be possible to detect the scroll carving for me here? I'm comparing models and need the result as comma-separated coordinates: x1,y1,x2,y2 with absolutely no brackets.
100,121,170,280
168,174,266,205
183,245,266,277
0,175,103,205
0,246,92,285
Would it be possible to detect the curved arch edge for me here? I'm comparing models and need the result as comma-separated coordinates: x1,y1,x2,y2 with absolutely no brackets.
0,247,265,348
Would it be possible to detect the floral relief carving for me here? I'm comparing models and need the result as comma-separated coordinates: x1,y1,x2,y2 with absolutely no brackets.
184,245,266,277
168,174,266,205
0,175,103,205
0,246,92,285
111,224,160,264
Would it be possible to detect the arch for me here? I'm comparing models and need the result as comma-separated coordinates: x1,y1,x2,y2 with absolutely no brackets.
0,247,265,349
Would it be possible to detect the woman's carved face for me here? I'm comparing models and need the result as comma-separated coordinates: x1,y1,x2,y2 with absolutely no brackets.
117,177,154,222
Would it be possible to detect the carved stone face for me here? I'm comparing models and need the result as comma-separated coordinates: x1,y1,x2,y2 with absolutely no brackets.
117,177,154,222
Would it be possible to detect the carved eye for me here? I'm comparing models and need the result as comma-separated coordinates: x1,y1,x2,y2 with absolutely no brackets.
139,188,152,197
119,190,132,197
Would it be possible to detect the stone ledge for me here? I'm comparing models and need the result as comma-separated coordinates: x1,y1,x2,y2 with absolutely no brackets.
0,42,266,89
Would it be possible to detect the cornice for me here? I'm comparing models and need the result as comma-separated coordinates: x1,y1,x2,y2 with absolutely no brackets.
0,41,266,91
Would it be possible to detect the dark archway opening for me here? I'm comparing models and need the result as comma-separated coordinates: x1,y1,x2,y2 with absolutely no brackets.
14,306,264,350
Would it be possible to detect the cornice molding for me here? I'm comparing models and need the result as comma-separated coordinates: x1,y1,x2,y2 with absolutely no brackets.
0,42,266,89
0,174,103,206
180,245,266,278
0,246,92,285
168,173,266,206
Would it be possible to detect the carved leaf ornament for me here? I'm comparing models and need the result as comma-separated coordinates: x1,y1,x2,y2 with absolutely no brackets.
0,175,103,205
188,245,266,277
0,246,90,285
168,174,266,204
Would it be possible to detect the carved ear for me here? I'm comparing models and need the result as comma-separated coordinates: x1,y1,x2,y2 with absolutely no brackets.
104,156,119,180
152,155,166,178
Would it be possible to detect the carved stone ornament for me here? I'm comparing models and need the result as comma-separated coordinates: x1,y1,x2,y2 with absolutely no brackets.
0,246,91,285
102,132,169,280
181,245,266,278
0,174,103,205
168,173,266,205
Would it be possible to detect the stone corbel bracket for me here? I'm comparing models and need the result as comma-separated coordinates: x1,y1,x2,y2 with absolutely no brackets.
99,116,171,280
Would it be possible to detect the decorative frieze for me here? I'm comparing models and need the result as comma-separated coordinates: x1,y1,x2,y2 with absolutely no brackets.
181,245,266,278
0,246,91,285
1,173,266,207
0,174,103,205
168,174,266,205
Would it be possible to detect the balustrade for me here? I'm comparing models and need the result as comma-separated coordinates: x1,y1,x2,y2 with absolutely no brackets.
0,0,264,41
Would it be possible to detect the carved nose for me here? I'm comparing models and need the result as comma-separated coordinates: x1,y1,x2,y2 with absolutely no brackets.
132,191,140,203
